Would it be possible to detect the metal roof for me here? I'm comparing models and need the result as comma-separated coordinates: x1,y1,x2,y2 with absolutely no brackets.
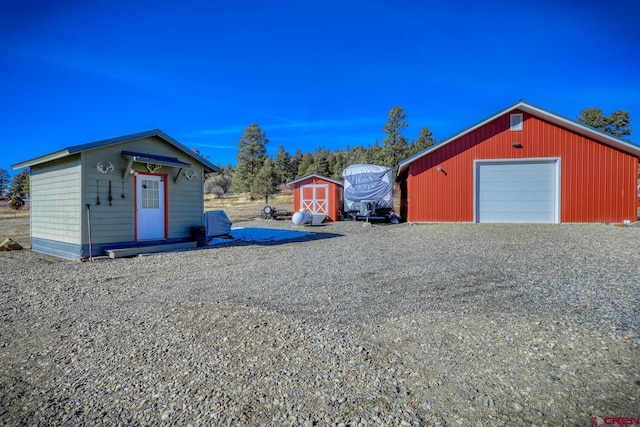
397,100,640,176
12,129,219,172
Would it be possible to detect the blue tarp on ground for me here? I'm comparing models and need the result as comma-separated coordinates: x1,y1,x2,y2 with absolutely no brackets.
208,227,312,246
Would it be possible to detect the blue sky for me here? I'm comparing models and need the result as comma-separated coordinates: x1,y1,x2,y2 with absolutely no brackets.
2,0,639,176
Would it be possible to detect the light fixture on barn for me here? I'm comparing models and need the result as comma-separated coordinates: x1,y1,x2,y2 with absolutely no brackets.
97,161,114,174
436,166,448,176
512,141,522,148
146,163,162,173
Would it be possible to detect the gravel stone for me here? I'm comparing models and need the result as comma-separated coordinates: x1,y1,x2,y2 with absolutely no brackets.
1,221,639,426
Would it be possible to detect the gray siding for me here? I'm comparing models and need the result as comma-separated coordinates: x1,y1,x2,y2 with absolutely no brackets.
30,156,82,244
81,136,205,244
168,168,205,238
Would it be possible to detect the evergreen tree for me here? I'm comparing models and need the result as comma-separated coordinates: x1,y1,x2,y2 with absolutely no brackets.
290,149,304,179
607,110,632,138
412,126,436,152
219,163,236,178
577,107,607,131
8,169,29,198
297,153,315,177
313,148,332,177
577,107,632,138
0,169,10,198
380,106,410,172
232,123,268,198
347,145,368,165
332,151,346,179
252,158,279,204
273,145,292,184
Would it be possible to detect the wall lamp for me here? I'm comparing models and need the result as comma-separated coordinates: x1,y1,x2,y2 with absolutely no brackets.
436,166,448,175
512,142,522,148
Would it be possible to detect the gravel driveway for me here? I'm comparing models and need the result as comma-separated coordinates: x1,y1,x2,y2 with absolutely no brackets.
1,221,639,426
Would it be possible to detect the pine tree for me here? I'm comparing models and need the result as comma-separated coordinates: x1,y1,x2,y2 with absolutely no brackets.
252,158,279,204
273,145,292,184
232,124,268,198
0,169,10,198
8,169,29,198
577,107,632,138
331,151,346,179
290,150,304,179
380,106,410,173
313,148,332,177
607,110,632,138
412,126,436,152
297,153,315,177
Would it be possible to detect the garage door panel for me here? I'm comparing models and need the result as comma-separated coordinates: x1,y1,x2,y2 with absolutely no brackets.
476,160,558,223
481,190,555,202
483,201,555,213
479,209,554,223
480,166,555,179
482,173,554,185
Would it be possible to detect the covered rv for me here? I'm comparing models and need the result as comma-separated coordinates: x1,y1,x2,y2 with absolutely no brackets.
342,164,393,221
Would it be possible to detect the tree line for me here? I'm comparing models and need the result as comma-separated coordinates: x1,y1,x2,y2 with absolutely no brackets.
0,106,633,206
0,169,29,199
207,105,437,200
206,105,633,200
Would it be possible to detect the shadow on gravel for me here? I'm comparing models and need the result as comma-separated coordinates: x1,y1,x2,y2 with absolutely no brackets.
202,227,343,248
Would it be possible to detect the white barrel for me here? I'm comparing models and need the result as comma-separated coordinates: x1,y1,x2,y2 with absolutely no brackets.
291,211,312,225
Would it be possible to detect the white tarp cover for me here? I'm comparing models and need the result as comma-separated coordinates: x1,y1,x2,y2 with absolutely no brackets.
204,210,232,238
342,164,393,212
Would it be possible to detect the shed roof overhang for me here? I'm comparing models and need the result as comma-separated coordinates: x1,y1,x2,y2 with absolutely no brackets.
121,150,193,183
121,150,192,168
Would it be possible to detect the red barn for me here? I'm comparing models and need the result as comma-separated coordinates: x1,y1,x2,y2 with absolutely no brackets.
397,101,640,223
287,174,344,222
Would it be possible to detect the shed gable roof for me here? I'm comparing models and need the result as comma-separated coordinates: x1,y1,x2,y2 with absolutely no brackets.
12,129,219,172
286,173,343,187
397,101,640,176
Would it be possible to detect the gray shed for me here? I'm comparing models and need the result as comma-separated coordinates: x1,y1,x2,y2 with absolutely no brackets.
12,129,218,260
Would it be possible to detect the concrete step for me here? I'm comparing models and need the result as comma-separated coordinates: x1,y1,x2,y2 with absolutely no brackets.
105,242,198,259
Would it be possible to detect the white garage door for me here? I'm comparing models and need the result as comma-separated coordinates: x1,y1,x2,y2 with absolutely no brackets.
475,159,559,223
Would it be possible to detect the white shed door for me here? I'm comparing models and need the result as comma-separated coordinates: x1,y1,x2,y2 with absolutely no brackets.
136,174,166,240
301,184,328,215
476,160,558,223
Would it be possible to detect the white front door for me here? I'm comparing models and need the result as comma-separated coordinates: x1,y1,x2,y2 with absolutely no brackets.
136,174,166,240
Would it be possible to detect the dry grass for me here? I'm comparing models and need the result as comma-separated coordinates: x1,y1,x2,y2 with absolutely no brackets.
0,201,30,249
205,193,294,223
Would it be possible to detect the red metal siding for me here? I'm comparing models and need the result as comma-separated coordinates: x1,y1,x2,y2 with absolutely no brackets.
404,110,638,223
292,176,343,221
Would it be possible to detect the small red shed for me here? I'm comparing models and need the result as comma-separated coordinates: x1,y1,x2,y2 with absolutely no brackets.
287,174,344,222
397,101,640,223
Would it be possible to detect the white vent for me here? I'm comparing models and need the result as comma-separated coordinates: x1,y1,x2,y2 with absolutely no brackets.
510,113,523,131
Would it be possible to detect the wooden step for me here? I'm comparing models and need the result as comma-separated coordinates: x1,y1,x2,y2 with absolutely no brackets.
105,242,198,259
